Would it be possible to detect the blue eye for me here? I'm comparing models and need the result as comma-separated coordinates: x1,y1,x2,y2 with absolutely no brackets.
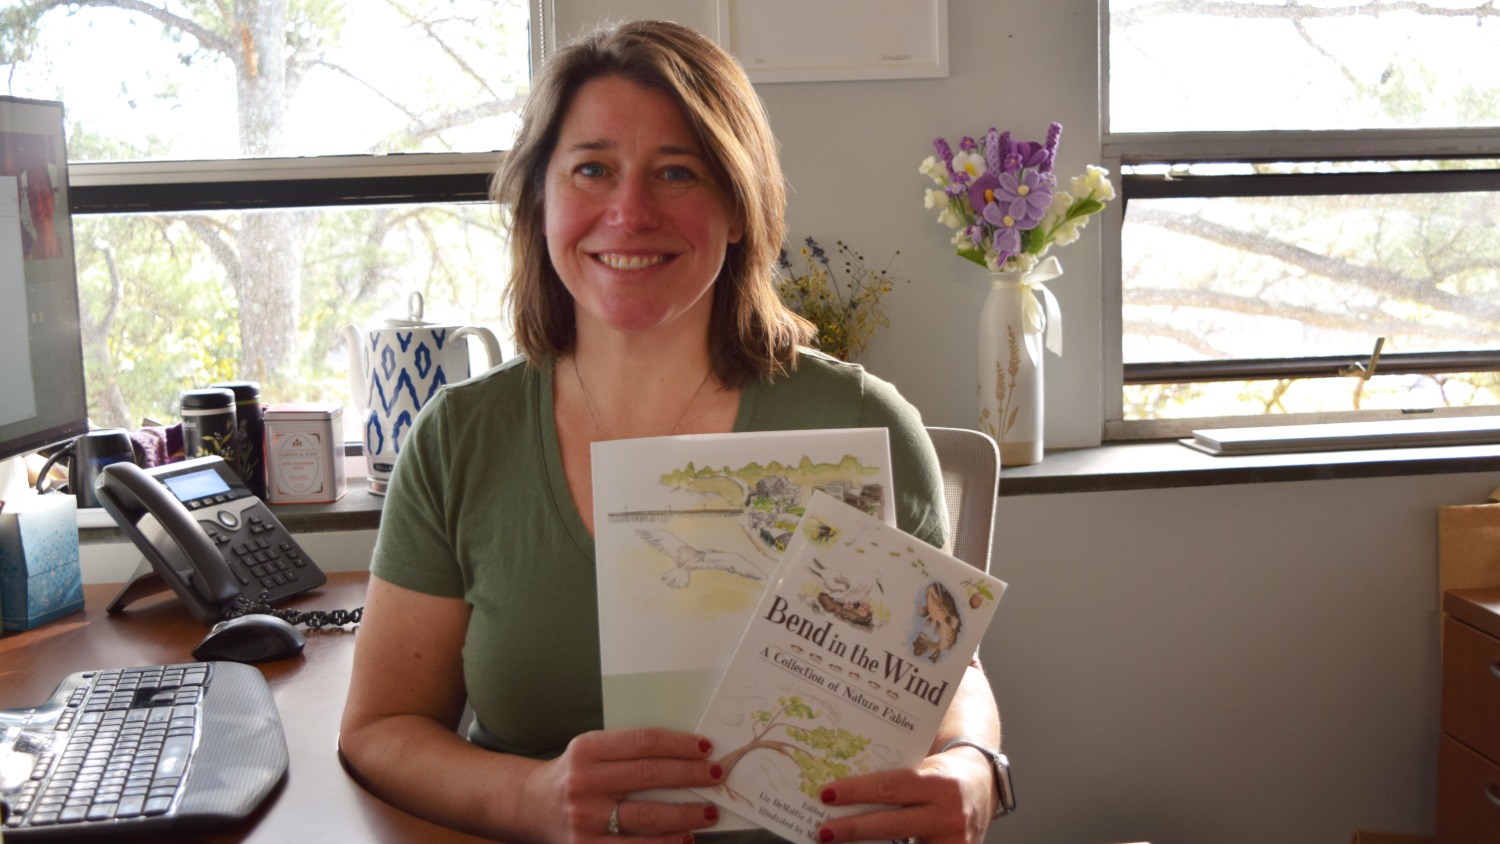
662,165,696,182
577,162,607,178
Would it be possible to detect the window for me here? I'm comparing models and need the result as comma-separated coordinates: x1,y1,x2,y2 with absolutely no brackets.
1,1,533,440
1105,0,1500,440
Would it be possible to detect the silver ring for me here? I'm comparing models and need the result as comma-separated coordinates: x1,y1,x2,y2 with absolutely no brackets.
608,802,622,835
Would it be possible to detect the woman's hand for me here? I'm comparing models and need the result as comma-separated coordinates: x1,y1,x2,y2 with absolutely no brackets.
522,727,726,844
813,745,996,844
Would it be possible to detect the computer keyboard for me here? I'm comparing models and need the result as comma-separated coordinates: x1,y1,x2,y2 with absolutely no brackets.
0,662,288,840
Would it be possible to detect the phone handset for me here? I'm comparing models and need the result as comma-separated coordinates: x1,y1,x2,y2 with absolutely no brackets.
97,460,242,621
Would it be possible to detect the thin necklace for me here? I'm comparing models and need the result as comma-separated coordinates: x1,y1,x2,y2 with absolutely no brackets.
571,356,714,439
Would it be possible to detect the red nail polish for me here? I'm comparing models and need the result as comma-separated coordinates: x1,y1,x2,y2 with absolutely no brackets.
683,835,695,844
820,787,836,805
705,806,719,822
709,763,724,780
818,827,835,843
699,738,713,754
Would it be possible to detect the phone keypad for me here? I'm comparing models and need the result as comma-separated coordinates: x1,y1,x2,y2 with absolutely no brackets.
198,505,314,597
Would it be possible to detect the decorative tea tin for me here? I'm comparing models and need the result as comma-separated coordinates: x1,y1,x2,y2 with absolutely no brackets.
263,402,346,504
212,380,266,498
180,388,237,464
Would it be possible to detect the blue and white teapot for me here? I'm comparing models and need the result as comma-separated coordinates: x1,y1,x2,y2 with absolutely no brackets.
342,292,502,494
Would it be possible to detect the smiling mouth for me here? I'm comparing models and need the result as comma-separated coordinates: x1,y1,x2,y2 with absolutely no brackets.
594,253,670,271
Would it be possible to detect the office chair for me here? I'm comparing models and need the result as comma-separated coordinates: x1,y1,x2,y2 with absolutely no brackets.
926,426,1000,574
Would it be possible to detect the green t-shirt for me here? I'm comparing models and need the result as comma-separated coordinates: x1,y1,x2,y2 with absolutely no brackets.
371,350,947,758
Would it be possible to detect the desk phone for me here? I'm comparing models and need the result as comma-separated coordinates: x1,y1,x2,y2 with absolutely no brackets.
96,456,327,625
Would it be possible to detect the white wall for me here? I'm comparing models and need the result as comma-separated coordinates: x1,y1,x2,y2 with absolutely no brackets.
78,4,1500,841
762,0,1104,448
988,472,1500,844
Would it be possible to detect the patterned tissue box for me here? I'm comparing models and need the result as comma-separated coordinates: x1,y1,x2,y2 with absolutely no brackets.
1,492,85,631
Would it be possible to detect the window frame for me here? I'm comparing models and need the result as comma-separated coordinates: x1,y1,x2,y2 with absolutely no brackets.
33,0,543,444
1101,4,1500,442
58,0,546,210
64,152,507,446
68,154,499,213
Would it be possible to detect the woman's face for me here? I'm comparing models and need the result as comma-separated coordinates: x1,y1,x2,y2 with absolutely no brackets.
543,75,743,339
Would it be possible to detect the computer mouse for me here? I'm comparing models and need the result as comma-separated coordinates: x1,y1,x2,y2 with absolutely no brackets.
192,614,307,663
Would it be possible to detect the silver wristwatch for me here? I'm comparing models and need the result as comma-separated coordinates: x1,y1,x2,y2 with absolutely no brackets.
940,738,1015,819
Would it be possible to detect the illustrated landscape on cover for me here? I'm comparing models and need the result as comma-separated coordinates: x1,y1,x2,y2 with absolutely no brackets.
690,490,1006,844
592,429,895,827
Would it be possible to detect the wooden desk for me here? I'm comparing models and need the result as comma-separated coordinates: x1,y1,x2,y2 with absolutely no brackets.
0,571,488,843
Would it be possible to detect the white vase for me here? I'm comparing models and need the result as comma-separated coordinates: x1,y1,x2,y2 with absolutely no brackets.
977,260,1064,466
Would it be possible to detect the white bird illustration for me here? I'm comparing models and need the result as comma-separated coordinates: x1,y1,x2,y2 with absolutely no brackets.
635,529,768,588
808,557,882,628
809,557,881,603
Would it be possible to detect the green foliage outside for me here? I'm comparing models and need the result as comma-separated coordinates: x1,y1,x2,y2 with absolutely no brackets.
3,0,524,434
1114,2,1500,421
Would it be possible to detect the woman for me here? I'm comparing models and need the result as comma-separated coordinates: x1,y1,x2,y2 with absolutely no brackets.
339,20,1005,844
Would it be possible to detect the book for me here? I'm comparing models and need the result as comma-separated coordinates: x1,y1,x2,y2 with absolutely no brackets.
592,428,897,827
1181,415,1500,456
690,490,1006,844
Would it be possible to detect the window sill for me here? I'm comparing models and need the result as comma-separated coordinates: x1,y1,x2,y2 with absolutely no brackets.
999,440,1500,496
76,441,1500,543
78,484,386,545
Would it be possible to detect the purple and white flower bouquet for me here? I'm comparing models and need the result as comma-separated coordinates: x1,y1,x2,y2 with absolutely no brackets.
920,123,1114,274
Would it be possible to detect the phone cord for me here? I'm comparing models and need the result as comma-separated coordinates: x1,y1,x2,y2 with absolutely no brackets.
220,593,363,629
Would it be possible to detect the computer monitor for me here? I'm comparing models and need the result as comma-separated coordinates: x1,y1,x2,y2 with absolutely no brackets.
0,95,88,465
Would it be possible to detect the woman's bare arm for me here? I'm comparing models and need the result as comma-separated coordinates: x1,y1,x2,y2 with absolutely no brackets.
340,576,542,839
340,576,726,844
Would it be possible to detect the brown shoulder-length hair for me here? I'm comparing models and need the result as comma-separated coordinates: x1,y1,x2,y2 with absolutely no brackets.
491,19,811,385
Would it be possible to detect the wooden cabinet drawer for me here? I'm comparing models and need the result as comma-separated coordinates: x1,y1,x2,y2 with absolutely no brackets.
1438,735,1500,843
1442,616,1500,763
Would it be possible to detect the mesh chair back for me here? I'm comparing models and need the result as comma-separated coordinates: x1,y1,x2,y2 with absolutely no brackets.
926,427,1000,573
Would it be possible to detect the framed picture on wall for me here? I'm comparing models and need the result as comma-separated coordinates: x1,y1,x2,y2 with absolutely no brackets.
537,1,948,84
724,0,948,83
536,0,729,67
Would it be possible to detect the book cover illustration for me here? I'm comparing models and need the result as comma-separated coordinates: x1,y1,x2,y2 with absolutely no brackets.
592,429,894,829
691,490,1005,844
